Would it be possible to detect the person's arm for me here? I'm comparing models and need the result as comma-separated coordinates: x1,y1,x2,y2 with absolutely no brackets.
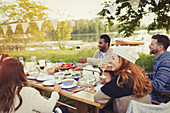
32,82,61,112
94,75,133,104
151,61,170,92
94,72,113,103
94,88,111,104
87,58,101,65
32,91,59,112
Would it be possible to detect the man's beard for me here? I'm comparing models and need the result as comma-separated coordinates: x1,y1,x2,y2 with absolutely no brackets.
150,49,158,55
99,46,106,52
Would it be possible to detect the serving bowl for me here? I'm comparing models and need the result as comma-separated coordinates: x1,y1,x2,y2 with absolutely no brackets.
62,79,74,86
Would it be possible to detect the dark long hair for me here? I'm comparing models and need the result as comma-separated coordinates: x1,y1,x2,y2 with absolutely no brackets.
112,57,152,97
0,53,9,65
0,58,28,113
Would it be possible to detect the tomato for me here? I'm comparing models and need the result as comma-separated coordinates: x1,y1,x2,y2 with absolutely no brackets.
66,63,73,67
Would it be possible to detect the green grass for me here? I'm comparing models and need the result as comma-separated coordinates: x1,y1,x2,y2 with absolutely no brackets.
5,47,98,63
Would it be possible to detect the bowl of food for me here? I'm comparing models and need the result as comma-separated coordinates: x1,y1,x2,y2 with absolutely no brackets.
58,63,73,71
73,75,80,81
62,79,74,86
47,68,55,75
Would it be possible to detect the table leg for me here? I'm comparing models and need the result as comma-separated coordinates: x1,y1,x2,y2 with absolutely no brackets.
76,101,88,113
90,106,99,113
94,107,99,113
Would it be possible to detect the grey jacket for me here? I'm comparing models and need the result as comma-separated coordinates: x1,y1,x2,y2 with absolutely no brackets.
94,89,151,113
87,48,113,65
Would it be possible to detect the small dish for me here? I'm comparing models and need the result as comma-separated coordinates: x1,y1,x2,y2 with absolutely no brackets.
60,80,77,89
62,79,74,86
36,75,54,81
42,79,62,86
28,70,40,77
27,76,37,80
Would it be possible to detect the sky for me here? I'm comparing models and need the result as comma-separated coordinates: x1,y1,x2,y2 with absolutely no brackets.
44,0,155,25
45,0,106,20
1,0,157,25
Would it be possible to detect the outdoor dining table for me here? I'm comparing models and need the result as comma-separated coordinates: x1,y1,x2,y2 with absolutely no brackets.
28,76,107,113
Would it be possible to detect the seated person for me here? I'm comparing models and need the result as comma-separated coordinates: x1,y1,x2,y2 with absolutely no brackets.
94,47,152,113
0,58,68,113
147,34,170,103
77,34,113,66
0,53,9,66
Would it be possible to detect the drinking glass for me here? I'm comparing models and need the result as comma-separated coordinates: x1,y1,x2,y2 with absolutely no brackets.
99,60,108,79
39,60,46,71
85,75,96,91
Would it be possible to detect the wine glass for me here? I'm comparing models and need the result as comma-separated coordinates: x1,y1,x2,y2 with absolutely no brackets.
30,56,37,70
85,75,96,91
99,60,108,79
39,60,46,71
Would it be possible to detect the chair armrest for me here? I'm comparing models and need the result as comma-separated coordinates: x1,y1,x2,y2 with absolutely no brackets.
161,92,170,103
151,100,160,105
161,92,170,96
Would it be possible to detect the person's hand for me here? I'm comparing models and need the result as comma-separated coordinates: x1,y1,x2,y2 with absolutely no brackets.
105,72,112,83
54,82,61,93
100,72,112,84
77,57,87,63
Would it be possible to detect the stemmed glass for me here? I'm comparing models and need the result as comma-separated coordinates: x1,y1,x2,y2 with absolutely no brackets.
99,60,108,79
30,56,37,70
39,60,46,71
85,75,96,91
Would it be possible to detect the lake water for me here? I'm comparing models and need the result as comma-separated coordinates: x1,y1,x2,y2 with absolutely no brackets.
71,30,170,43
26,30,170,53
70,30,170,54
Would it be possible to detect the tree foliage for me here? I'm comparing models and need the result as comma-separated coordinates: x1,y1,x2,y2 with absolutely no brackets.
0,0,49,51
54,21,73,49
98,0,170,37
72,18,119,34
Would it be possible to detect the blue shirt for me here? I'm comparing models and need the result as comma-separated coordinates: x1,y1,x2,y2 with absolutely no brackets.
146,51,170,103
100,51,105,58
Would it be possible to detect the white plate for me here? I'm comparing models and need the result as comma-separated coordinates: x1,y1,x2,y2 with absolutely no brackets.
60,80,77,89
27,76,37,80
54,72,66,76
36,75,54,81
42,79,61,86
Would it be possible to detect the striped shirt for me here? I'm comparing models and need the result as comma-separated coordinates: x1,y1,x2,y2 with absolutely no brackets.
146,51,170,103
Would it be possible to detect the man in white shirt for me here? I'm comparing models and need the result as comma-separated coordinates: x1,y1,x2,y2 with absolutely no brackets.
77,34,113,65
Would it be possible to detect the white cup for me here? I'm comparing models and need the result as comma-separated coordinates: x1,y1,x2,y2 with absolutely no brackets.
46,62,53,69
83,65,93,77
39,60,45,66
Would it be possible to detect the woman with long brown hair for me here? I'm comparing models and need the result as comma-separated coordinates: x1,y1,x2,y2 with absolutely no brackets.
94,47,152,113
0,58,67,113
0,53,9,66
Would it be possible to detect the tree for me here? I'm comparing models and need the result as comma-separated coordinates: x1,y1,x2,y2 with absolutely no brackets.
98,0,170,37
55,21,73,49
0,0,48,51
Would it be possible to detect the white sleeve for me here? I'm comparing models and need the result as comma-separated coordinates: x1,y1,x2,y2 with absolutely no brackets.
32,91,59,112
87,58,101,65
94,88,111,104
